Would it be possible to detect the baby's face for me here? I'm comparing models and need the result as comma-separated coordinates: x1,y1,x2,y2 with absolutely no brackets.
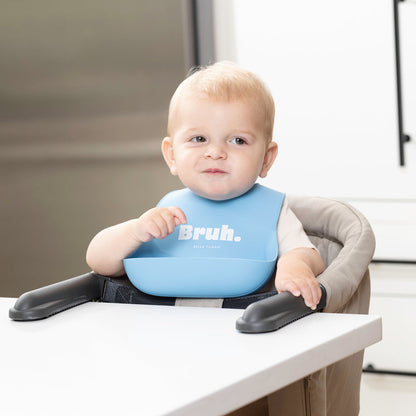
162,95,277,200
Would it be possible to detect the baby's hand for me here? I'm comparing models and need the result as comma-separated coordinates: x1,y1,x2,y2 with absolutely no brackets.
275,248,323,310
275,271,321,310
134,206,187,243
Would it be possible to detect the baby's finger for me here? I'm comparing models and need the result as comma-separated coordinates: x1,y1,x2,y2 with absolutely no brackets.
276,280,301,297
149,215,170,239
302,280,321,310
298,284,315,309
160,209,181,235
167,206,187,225
311,280,322,308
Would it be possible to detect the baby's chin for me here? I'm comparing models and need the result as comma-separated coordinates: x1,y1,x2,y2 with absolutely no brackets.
188,186,254,201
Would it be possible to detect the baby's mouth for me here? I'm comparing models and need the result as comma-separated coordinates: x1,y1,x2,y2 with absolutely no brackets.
202,168,227,175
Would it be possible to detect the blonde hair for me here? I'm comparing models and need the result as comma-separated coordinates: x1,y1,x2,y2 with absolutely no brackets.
167,61,275,140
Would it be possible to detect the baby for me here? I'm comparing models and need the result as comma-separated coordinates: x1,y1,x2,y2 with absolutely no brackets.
86,62,324,309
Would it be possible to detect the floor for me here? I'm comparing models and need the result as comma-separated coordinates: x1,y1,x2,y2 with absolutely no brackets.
360,262,416,414
360,373,416,415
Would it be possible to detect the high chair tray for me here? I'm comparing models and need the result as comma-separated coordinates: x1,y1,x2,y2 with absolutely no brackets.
8,273,326,333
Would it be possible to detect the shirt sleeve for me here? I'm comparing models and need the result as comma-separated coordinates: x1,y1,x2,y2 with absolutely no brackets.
277,197,318,256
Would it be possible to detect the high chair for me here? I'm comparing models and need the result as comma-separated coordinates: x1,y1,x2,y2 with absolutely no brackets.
266,194,375,416
9,194,375,416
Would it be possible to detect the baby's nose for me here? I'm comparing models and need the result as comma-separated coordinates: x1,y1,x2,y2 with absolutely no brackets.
204,143,227,159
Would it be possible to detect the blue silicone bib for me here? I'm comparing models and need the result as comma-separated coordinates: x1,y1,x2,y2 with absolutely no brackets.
123,184,285,298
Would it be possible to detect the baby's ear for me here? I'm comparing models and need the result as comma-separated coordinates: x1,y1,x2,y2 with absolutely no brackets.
161,137,177,175
259,141,278,178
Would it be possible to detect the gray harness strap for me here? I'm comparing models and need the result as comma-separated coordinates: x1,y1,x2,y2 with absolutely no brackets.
175,298,224,308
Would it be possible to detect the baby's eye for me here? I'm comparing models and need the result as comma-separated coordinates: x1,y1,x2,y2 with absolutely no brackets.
231,137,247,145
191,136,206,143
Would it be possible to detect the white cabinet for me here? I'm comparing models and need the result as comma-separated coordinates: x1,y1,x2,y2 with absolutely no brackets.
214,0,416,260
363,263,416,373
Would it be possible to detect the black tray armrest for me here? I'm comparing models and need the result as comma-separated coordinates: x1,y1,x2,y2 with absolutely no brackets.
9,273,104,321
236,284,327,333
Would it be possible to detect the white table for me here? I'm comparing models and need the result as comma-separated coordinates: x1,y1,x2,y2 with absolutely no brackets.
0,297,381,416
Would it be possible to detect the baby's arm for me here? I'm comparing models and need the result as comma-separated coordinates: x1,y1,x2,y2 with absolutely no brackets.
275,247,324,309
86,206,186,277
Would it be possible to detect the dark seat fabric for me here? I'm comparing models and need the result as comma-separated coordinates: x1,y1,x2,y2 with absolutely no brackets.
99,274,277,309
